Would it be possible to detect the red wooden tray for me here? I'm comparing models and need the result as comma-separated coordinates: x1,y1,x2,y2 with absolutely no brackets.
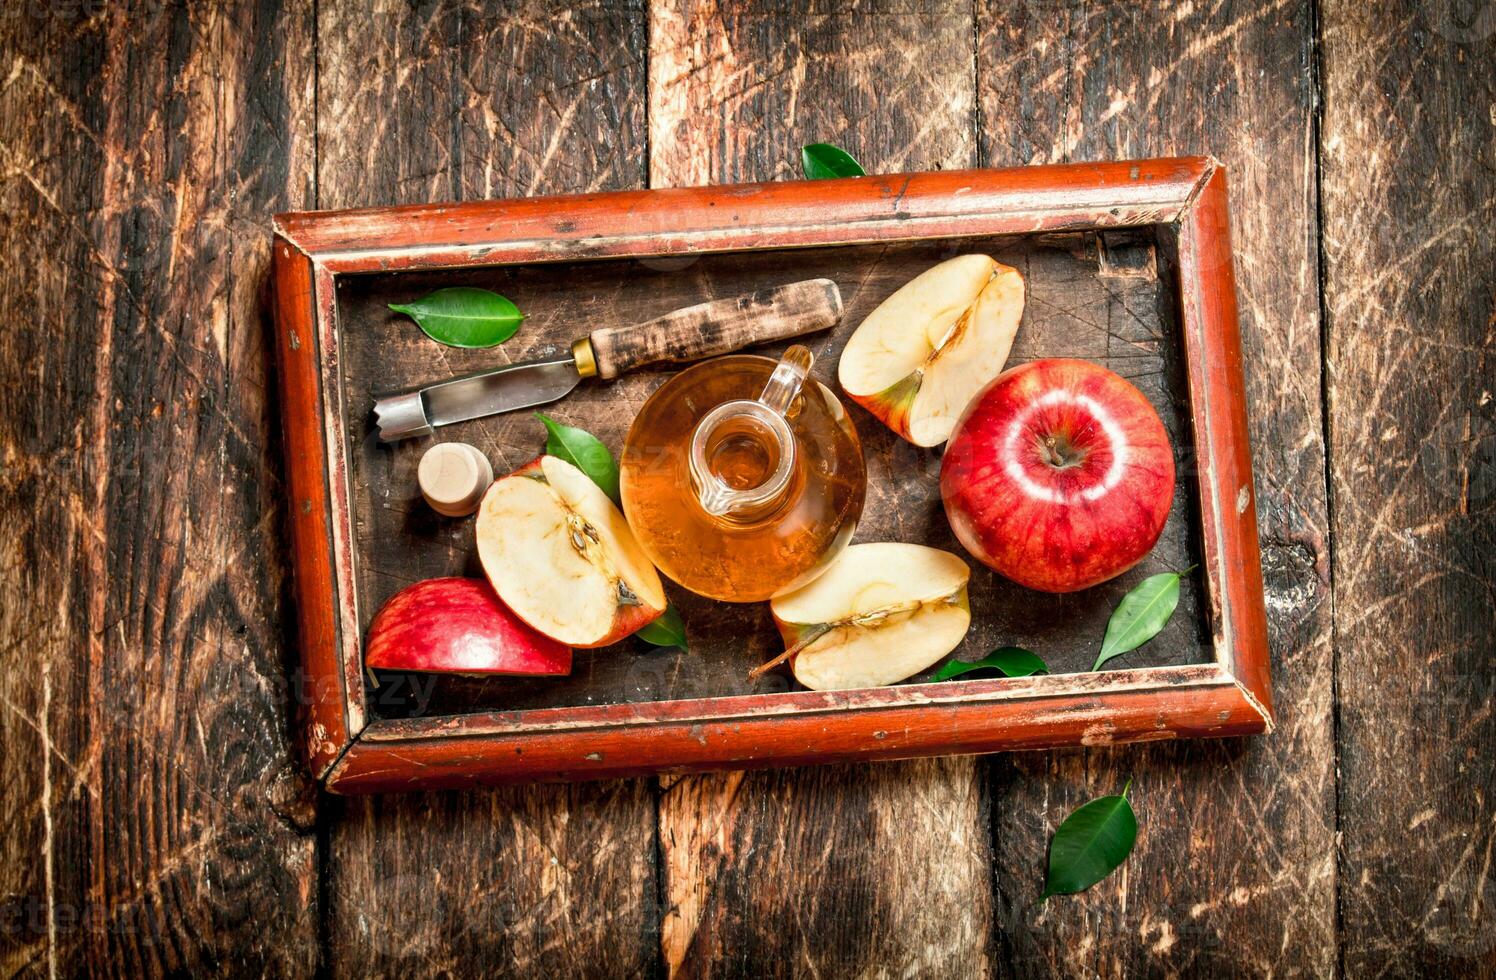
271,157,1270,793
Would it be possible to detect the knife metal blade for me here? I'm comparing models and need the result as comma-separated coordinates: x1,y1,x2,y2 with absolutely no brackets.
373,355,582,442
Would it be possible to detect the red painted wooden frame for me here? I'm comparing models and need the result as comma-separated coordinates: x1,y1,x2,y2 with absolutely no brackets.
270,157,1271,794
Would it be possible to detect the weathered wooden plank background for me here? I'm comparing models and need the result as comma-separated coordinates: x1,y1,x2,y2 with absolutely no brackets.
315,2,659,977
0,0,1491,977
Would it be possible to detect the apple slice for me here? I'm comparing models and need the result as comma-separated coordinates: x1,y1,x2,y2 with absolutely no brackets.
365,577,572,676
838,254,1024,447
759,542,972,691
476,455,667,648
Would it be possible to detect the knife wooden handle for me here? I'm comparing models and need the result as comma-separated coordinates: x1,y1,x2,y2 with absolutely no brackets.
582,278,843,380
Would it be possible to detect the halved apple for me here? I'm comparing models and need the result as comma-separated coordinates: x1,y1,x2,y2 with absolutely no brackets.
365,577,572,676
760,542,972,690
476,455,667,648
838,254,1025,447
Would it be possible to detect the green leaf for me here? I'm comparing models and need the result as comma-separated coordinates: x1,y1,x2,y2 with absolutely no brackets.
934,647,1048,681
635,605,687,649
1092,569,1193,671
1041,780,1138,900
536,413,620,503
389,287,524,348
801,143,866,180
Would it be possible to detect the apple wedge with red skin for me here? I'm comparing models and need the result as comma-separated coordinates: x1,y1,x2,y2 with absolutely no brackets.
477,455,667,648
365,577,572,676
839,254,1025,447
941,358,1176,593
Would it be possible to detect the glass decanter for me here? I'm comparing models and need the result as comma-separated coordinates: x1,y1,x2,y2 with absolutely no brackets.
619,345,865,603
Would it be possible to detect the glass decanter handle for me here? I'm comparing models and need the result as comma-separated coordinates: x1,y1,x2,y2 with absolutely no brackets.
757,345,813,417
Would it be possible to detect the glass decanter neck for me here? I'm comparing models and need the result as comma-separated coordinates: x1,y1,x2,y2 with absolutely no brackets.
688,346,812,521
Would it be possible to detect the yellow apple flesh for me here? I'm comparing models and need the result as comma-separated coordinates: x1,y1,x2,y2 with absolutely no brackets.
838,254,1025,447
767,542,971,690
476,455,666,648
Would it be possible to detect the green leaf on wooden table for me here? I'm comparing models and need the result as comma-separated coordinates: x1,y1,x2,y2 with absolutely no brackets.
536,413,620,504
635,604,687,649
1041,780,1138,900
1092,568,1194,671
801,143,866,180
389,287,524,348
934,647,1048,681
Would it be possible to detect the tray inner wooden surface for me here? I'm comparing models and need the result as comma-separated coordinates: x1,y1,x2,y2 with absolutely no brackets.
333,232,1210,721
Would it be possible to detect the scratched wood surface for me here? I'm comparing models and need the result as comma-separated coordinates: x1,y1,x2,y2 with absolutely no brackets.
1320,0,1496,972
0,1,322,977
313,1,661,977
976,1,1341,975
2,0,1492,977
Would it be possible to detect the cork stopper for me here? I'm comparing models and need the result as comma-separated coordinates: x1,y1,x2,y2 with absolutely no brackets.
417,443,494,518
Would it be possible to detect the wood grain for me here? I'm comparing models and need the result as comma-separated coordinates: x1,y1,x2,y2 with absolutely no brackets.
1321,0,1496,971
648,1,993,975
587,277,842,379
315,1,660,975
276,158,1205,261
317,0,645,205
978,0,1336,974
270,241,355,778
648,0,978,188
0,0,320,975
329,671,1270,793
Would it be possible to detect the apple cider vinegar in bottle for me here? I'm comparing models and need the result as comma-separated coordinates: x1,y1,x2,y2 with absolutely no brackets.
620,345,865,602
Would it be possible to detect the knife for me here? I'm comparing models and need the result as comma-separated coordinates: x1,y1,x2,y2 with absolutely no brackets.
372,278,843,442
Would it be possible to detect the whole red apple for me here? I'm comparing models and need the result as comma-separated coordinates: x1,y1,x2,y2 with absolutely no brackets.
366,577,572,675
940,359,1175,593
